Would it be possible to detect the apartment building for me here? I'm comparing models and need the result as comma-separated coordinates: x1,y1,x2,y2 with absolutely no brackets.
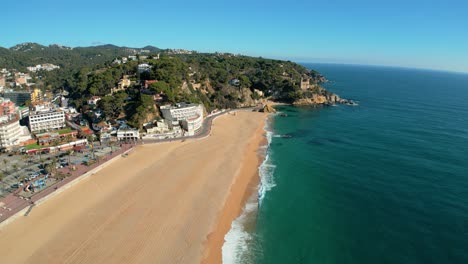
28,105,65,133
0,115,22,149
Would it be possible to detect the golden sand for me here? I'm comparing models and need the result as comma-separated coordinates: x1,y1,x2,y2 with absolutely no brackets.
0,111,266,264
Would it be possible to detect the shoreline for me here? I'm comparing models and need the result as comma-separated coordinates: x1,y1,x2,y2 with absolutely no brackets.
0,111,267,264
202,115,268,264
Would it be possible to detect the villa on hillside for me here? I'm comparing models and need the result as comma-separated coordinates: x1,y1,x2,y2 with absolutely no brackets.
137,64,152,73
111,76,131,94
87,96,101,105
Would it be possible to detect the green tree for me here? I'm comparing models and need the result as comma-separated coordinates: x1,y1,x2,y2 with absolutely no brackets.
45,163,56,176
12,163,18,173
238,75,251,88
149,81,175,102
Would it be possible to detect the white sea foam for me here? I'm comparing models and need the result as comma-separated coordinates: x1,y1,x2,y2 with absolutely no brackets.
258,119,276,203
222,116,277,264
222,197,257,264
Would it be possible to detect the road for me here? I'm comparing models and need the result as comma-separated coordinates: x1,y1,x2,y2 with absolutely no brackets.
142,108,256,144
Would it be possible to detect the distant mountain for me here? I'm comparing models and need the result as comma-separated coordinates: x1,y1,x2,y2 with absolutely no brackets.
0,43,162,70
10,42,47,52
141,45,161,52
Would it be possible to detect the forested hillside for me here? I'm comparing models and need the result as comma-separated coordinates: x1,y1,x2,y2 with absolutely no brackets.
1,43,347,127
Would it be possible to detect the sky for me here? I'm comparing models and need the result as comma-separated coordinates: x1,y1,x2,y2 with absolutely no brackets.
3,0,468,73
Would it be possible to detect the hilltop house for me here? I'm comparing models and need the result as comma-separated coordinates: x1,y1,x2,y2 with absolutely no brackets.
87,96,102,105
137,64,152,73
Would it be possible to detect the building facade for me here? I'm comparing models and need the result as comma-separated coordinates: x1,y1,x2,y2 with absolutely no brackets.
300,77,310,90
160,103,204,136
137,64,152,73
4,91,31,106
180,114,203,136
0,99,16,116
31,88,43,103
0,115,22,149
117,129,140,141
29,106,65,133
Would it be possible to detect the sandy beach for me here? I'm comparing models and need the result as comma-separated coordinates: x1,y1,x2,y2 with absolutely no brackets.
0,111,266,264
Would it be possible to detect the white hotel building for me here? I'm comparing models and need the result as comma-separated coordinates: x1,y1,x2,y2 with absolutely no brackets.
28,105,65,133
160,103,204,136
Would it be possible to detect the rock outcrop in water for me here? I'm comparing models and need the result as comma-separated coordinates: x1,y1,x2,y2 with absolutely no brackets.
291,86,355,106
260,104,277,113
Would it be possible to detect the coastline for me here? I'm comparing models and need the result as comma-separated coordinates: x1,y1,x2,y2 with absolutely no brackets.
202,116,267,264
0,111,267,264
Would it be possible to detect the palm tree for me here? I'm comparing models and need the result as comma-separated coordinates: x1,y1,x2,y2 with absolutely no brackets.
66,150,73,169
45,163,56,177
108,140,115,153
55,171,66,181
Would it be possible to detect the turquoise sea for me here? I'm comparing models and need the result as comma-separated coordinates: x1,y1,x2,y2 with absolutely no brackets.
223,64,468,264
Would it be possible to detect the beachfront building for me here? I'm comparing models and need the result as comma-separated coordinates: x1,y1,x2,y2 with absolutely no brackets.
180,114,203,136
117,128,140,141
144,119,170,134
0,115,23,149
28,104,66,133
160,103,204,136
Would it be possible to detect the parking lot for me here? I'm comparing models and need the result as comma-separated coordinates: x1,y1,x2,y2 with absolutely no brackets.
0,141,123,198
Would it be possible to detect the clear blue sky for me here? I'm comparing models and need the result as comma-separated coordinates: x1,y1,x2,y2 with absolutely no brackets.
3,0,468,73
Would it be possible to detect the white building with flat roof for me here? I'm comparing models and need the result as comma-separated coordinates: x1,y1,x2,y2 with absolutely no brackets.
160,103,204,136
117,128,140,141
28,105,65,133
137,63,152,73
144,119,170,134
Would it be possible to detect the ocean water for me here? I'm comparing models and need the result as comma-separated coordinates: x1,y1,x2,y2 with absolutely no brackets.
223,64,468,264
